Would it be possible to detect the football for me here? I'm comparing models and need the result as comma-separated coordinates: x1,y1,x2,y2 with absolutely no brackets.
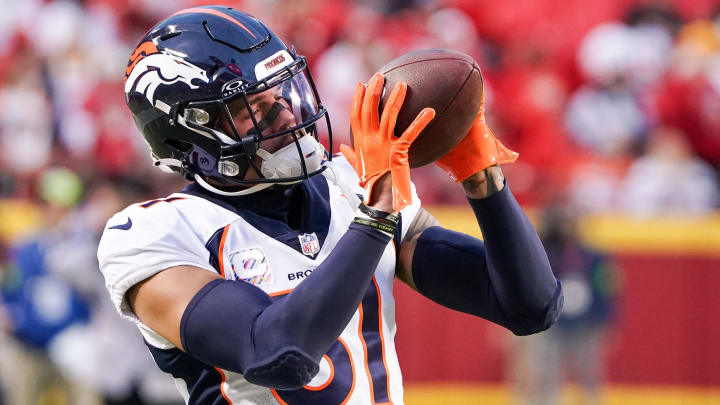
378,48,484,168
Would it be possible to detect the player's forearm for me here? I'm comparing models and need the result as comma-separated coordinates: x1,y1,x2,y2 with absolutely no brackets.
248,224,390,386
410,176,561,335
467,182,562,334
256,224,391,359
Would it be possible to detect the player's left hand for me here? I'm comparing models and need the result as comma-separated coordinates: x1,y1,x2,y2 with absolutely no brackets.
435,92,518,182
341,73,435,211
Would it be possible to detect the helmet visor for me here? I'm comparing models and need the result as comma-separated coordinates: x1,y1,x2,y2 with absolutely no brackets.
225,71,320,141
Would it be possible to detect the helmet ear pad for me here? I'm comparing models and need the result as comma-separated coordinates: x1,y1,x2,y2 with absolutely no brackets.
184,144,261,186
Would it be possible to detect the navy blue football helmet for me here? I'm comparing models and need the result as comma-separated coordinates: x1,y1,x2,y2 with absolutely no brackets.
124,6,332,194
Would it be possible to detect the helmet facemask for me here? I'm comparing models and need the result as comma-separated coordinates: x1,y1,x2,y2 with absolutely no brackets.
175,56,332,192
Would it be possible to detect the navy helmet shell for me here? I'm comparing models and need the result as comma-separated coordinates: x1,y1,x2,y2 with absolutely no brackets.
124,5,332,187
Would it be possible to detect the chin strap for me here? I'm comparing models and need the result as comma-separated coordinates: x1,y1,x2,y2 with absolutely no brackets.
193,161,363,206
321,161,361,212
194,161,362,203
153,157,184,174
154,155,278,196
194,174,275,196
155,149,360,205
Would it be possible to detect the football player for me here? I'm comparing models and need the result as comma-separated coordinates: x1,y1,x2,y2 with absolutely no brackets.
100,5,562,404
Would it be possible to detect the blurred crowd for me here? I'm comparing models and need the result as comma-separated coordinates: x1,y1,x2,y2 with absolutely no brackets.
0,0,719,403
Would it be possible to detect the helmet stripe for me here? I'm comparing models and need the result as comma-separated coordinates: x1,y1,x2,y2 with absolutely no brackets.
171,7,257,39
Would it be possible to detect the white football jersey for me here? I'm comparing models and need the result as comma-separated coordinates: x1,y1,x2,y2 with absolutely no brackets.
97,157,421,404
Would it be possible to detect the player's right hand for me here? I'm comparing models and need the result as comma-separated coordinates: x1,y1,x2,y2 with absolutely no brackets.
341,73,435,212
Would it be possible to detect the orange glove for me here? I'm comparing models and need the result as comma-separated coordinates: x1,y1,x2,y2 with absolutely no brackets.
341,73,435,211
435,92,518,182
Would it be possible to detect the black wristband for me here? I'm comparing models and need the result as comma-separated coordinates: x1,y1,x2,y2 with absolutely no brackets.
352,217,396,236
358,203,399,225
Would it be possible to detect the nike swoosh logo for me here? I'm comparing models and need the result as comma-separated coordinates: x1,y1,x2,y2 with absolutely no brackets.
109,217,132,230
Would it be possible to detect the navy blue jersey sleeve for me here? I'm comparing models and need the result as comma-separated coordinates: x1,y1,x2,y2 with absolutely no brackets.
411,184,563,335
180,224,391,389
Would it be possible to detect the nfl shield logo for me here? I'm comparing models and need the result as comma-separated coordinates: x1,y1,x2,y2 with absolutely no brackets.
298,233,320,256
